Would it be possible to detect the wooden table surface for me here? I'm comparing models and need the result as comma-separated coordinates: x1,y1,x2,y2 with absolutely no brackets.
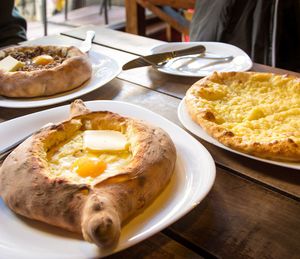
1,26,299,258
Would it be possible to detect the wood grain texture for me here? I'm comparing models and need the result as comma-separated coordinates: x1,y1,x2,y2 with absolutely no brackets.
201,141,300,199
119,67,196,99
168,167,300,258
107,232,203,258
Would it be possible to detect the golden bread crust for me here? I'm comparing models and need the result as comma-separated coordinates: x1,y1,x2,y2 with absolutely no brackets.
0,100,176,247
185,71,300,162
0,46,92,97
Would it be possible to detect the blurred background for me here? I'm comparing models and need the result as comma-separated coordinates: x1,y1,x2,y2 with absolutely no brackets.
15,0,193,42
15,0,126,40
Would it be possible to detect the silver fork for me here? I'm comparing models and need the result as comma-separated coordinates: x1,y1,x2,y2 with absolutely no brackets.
144,53,234,69
174,54,234,70
188,56,234,71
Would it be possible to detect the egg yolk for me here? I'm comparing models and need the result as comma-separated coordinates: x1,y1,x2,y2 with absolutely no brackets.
72,157,107,178
32,55,54,66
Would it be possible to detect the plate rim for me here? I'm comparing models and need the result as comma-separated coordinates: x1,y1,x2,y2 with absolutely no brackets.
0,100,216,257
178,98,300,170
151,41,253,77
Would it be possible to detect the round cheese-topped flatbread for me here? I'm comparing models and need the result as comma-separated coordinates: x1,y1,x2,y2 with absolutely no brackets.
185,71,300,162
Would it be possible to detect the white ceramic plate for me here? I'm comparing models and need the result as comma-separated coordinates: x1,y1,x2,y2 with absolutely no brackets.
0,101,216,258
151,42,253,77
178,99,300,170
0,51,121,108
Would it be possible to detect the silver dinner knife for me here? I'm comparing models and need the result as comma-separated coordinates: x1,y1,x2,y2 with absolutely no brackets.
122,45,206,70
79,30,96,53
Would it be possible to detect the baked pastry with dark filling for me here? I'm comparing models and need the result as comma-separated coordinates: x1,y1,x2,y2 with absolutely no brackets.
0,45,92,97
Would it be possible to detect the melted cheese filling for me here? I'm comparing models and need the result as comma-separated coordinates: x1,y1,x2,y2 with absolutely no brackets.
48,131,132,184
194,73,300,144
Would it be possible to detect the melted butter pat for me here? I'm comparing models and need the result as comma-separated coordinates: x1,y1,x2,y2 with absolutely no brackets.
83,130,128,151
0,55,24,72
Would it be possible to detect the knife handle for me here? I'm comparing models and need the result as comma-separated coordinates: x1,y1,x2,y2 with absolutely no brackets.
173,45,206,58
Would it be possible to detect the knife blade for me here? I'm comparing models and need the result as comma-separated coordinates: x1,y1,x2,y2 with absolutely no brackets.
122,45,206,70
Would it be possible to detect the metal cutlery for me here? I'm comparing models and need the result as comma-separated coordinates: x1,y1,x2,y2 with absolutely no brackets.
168,53,234,70
122,45,206,70
187,56,234,72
